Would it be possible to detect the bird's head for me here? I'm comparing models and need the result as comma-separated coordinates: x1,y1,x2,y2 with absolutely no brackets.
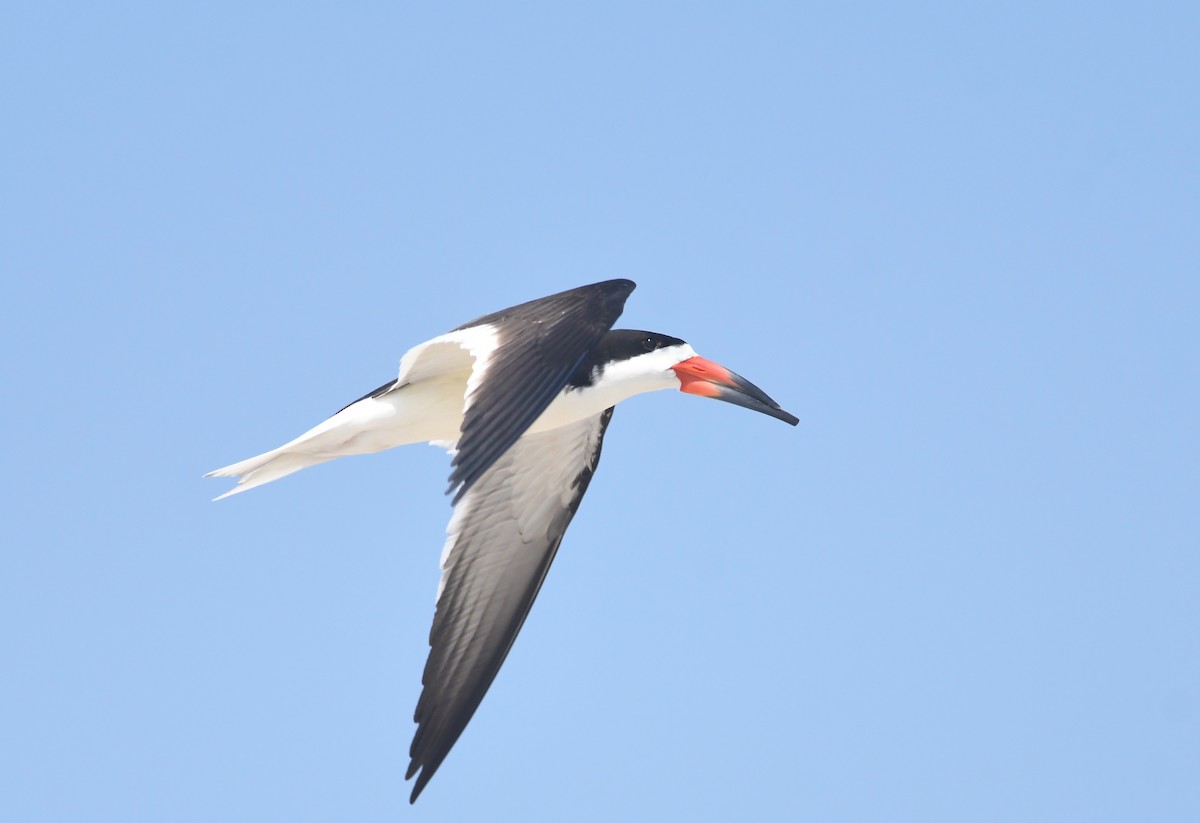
579,329,799,426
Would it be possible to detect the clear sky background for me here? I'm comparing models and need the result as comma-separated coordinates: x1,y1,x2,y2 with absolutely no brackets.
3,3,1197,821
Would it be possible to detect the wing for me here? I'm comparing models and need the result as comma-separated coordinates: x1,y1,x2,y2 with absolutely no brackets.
405,408,617,803
446,279,634,502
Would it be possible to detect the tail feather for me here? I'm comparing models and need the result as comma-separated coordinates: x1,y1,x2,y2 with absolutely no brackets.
205,383,444,500
205,448,331,500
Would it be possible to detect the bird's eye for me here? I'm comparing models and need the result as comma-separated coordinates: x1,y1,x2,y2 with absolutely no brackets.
643,336,657,352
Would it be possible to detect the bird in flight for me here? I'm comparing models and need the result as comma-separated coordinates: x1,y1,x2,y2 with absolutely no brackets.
207,279,798,802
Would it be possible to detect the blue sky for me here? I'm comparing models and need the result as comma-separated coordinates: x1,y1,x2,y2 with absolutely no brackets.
3,3,1197,821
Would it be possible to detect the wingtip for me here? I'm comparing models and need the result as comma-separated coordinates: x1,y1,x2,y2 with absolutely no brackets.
407,768,432,804
605,278,636,299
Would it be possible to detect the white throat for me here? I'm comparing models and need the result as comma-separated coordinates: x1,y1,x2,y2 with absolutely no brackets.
526,343,696,434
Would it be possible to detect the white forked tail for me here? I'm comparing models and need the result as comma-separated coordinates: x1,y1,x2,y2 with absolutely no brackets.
206,336,482,501
205,379,466,500
204,447,333,501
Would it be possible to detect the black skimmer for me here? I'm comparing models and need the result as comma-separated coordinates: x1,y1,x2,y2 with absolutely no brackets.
207,279,797,802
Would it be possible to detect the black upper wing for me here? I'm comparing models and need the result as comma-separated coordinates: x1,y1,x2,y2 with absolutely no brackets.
445,279,634,502
407,408,616,802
